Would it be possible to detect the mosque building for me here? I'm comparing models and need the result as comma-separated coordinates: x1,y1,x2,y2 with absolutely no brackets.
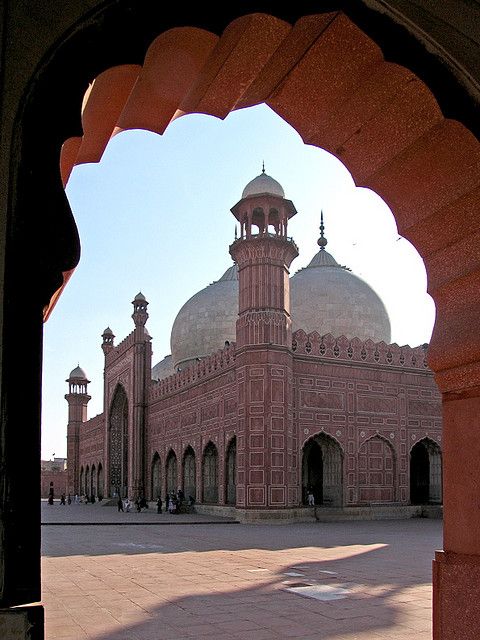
66,170,442,520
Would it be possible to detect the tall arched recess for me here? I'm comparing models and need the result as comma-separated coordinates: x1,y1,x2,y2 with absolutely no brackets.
1,2,480,639
108,385,128,498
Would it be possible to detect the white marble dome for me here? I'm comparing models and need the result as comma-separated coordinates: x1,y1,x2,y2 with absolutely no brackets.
170,265,238,370
242,171,285,198
68,365,88,380
290,247,391,342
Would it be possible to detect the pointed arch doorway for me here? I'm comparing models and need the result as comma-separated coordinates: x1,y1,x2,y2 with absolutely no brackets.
302,433,343,506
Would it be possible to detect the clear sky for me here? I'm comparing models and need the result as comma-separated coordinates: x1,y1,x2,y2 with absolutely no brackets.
41,104,436,459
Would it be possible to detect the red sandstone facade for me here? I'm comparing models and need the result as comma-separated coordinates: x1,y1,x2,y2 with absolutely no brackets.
67,186,442,517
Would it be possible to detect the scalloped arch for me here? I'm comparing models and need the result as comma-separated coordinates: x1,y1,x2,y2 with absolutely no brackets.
51,10,480,396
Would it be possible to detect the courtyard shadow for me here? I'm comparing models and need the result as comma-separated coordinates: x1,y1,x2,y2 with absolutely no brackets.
42,521,438,639
62,549,431,640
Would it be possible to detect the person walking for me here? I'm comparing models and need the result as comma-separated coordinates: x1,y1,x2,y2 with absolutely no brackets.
60,493,66,505
117,497,124,512
156,497,162,514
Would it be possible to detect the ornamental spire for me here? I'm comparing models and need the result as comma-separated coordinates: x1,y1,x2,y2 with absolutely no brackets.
262,161,265,174
317,211,328,250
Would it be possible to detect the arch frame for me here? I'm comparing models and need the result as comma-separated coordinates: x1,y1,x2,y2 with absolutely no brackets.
1,1,480,636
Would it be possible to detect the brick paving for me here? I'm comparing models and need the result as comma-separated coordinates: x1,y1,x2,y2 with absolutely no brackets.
42,504,441,639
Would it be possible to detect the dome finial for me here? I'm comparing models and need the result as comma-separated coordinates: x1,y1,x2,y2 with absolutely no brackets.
262,161,265,174
317,211,328,250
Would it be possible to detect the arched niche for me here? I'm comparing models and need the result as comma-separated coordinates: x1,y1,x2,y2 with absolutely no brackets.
302,432,344,507
151,452,161,500
225,437,236,506
108,385,128,498
165,450,177,497
182,446,196,501
202,442,219,504
410,437,442,505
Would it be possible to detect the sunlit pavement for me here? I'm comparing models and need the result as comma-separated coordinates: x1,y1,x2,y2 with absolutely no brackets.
42,503,441,640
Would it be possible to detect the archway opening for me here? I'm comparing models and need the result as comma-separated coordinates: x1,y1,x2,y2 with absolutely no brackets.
225,437,236,505
202,442,218,504
151,452,161,500
302,433,343,506
97,463,104,500
183,446,196,501
91,464,96,499
410,438,442,505
165,450,177,497
109,385,128,498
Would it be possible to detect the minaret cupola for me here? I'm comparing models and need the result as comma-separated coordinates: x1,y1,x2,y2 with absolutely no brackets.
132,292,149,327
66,365,90,395
230,164,297,239
101,327,115,355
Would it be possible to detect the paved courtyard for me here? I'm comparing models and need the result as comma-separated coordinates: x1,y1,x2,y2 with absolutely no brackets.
42,503,441,640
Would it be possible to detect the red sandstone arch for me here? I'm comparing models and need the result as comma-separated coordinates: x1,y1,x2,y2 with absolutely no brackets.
53,13,480,622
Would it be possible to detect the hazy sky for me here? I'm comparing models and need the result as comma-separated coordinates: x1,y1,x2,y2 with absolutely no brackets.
41,104,435,459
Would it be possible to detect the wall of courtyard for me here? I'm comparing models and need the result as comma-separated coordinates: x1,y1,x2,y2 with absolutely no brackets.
146,345,237,502
292,332,442,505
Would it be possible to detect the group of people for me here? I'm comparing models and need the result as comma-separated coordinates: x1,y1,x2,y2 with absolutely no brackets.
47,483,103,505
117,496,149,512
47,492,100,505
116,489,195,514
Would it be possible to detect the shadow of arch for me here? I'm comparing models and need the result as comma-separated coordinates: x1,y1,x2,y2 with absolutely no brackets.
302,432,344,507
410,437,442,505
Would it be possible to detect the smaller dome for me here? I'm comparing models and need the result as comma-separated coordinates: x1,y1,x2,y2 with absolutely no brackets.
69,365,87,380
152,355,174,381
242,171,285,199
102,326,114,336
134,292,146,302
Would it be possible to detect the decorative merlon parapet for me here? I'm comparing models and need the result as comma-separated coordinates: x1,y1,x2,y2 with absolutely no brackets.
292,330,429,370
149,343,236,400
104,331,136,366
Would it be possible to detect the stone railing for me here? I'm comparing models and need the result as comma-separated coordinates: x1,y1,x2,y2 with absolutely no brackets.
292,330,429,370
149,342,236,400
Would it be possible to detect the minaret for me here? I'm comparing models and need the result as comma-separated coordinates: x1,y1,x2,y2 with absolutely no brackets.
65,366,91,496
229,168,299,513
101,327,115,355
131,292,152,499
